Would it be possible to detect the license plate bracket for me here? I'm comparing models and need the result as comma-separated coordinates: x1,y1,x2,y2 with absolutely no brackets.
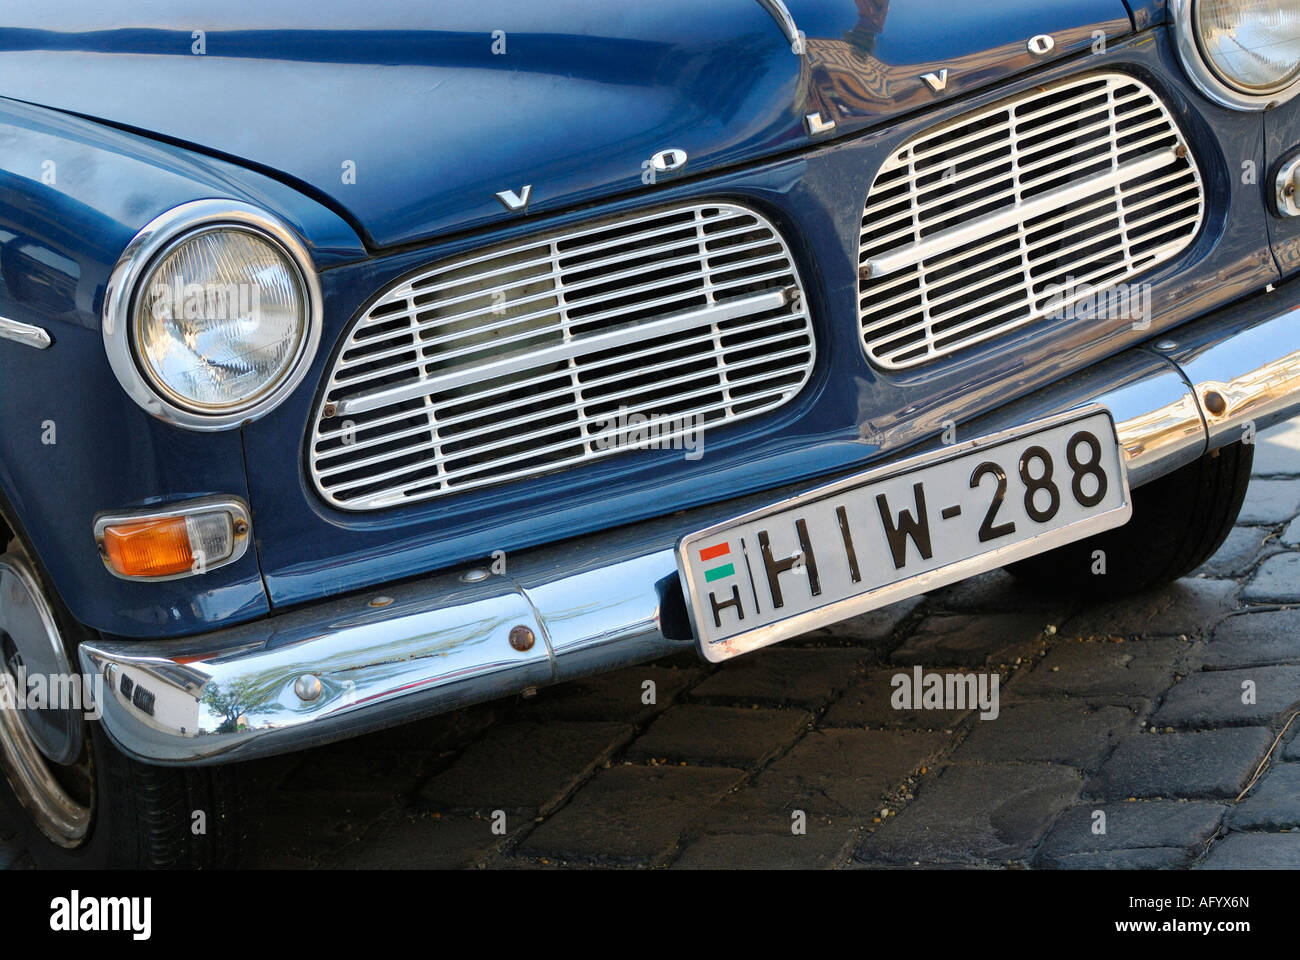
676,406,1131,662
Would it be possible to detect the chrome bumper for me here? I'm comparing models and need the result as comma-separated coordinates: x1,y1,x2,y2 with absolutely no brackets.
81,284,1300,765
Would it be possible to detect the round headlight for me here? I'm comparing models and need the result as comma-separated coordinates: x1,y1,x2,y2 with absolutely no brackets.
136,227,306,411
1197,0,1300,93
1174,0,1300,109
104,200,322,430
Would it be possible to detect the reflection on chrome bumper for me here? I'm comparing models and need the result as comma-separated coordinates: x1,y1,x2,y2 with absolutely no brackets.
81,285,1300,765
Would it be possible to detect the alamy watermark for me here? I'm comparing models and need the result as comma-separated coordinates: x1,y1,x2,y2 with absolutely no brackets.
1043,276,1153,330
890,666,1000,720
0,668,102,721
590,405,705,461
149,280,261,322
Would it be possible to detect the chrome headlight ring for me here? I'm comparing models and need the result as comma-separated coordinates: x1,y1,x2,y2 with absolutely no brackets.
103,199,323,431
1171,0,1300,111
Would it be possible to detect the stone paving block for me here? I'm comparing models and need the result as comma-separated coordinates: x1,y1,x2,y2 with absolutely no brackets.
713,729,948,820
854,763,1081,864
1036,801,1223,866
922,569,1073,618
889,612,1049,667
1198,526,1277,578
1005,639,1183,701
517,765,745,864
698,800,849,837
255,790,397,864
1198,832,1300,869
514,663,703,724
805,596,923,648
1200,610,1300,669
671,829,855,869
1064,579,1239,639
1281,517,1300,546
1225,764,1300,831
1285,725,1300,761
1242,553,1300,602
1238,477,1300,524
956,701,1141,769
1237,548,1300,600
340,813,508,869
1088,727,1274,799
1043,847,1193,869
419,721,632,814
626,705,810,767
823,668,974,730
688,648,868,707
1152,666,1300,728
1253,419,1300,475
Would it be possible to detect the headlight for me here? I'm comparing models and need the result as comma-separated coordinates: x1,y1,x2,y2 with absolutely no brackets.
1174,0,1300,109
104,200,322,431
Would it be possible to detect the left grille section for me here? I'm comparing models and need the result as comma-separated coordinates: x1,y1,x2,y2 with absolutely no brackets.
310,202,815,510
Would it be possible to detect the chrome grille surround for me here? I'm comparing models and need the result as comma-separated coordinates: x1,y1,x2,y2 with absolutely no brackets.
310,202,815,510
858,72,1204,369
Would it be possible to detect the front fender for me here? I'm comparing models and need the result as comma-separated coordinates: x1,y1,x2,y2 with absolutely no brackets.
0,97,365,638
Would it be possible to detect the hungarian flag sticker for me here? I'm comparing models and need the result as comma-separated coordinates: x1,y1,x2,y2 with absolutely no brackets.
699,542,734,582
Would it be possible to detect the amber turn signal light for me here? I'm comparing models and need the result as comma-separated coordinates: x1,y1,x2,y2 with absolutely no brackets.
94,499,250,580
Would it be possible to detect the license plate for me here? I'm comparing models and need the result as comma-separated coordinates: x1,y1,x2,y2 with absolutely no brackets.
677,407,1131,662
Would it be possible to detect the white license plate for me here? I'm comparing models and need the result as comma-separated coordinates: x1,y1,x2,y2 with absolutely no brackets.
677,407,1131,662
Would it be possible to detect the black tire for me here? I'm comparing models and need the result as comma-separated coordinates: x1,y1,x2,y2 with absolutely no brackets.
1006,440,1254,597
0,533,247,868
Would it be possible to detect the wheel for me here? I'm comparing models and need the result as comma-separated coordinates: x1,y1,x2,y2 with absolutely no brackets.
0,536,245,867
1006,440,1254,598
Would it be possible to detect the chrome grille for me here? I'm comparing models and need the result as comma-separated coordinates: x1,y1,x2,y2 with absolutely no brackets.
858,72,1204,369
310,202,815,510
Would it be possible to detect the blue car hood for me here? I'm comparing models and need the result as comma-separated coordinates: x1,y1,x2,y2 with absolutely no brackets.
0,0,1133,252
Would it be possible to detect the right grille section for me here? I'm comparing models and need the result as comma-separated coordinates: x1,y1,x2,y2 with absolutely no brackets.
858,72,1204,369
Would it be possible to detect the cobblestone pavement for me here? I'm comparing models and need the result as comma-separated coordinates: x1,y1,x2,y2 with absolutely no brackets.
4,422,1300,870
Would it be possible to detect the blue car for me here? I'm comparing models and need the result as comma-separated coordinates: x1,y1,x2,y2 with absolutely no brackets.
1,0,1298,866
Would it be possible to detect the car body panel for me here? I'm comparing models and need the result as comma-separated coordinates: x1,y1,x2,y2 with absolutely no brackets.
243,30,1277,612
0,0,1131,251
0,98,364,638
1265,103,1300,278
0,8,1287,641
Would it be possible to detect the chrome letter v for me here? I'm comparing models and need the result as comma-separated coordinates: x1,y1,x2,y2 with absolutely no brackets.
921,69,949,93
495,184,532,212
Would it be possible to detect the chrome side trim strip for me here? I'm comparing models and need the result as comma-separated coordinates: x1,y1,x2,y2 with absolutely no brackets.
0,316,51,350
80,284,1300,766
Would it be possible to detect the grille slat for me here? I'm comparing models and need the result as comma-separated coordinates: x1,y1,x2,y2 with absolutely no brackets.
311,202,814,510
858,73,1204,369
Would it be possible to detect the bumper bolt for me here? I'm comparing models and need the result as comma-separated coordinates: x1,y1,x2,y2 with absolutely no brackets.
509,625,536,651
294,674,323,702
461,567,490,583
1203,390,1227,416
368,596,394,608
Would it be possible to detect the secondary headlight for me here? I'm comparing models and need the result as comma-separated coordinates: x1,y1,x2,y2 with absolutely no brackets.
1174,0,1300,109
104,200,322,430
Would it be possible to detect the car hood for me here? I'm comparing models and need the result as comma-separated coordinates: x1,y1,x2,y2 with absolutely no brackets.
0,0,1133,251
